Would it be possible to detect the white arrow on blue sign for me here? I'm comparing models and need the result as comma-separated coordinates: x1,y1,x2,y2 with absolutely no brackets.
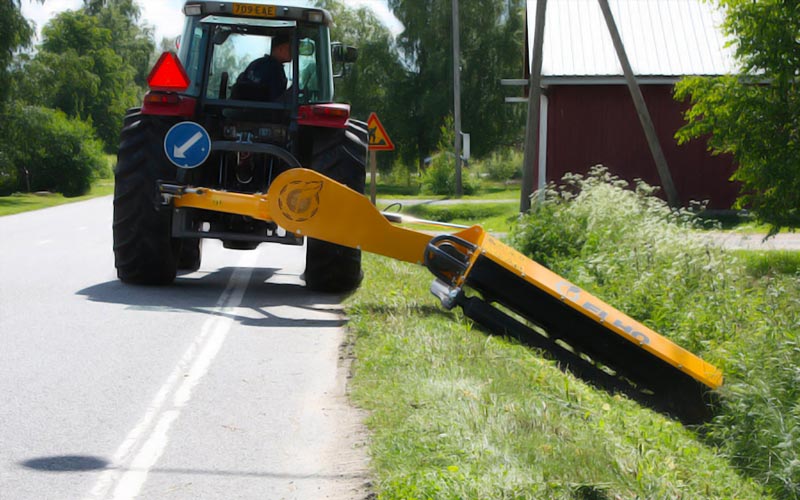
164,121,211,169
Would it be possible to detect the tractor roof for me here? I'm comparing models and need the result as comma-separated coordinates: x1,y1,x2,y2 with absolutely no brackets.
182,1,333,26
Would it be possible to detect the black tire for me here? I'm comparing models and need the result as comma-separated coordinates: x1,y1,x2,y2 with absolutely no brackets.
304,122,367,293
123,107,142,126
113,113,180,285
177,238,202,272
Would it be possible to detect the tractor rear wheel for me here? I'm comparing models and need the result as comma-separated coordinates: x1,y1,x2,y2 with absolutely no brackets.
113,113,180,285
177,238,203,272
305,122,367,293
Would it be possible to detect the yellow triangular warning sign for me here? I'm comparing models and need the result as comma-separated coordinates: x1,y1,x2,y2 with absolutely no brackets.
367,112,395,151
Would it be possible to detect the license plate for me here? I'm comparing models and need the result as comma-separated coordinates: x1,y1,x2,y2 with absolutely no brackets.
232,3,277,18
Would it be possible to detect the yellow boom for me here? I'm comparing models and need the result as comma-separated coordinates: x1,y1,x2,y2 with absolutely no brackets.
163,168,722,423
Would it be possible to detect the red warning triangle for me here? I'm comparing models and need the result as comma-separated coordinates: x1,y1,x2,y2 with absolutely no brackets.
147,52,191,92
367,112,395,151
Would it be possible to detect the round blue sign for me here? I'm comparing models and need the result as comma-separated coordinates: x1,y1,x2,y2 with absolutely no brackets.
164,122,211,169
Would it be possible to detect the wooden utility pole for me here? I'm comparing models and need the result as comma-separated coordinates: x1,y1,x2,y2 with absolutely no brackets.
520,0,547,213
452,0,463,197
597,0,680,207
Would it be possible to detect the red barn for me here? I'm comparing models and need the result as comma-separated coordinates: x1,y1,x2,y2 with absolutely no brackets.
524,0,739,208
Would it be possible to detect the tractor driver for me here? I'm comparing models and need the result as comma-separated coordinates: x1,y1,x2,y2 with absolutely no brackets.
231,33,292,102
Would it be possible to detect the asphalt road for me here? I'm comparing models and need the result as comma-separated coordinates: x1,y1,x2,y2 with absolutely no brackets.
0,197,368,500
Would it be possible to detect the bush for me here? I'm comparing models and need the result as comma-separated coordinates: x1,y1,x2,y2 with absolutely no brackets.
2,102,106,196
420,153,476,196
420,153,452,195
420,114,476,196
479,148,522,181
508,166,800,497
385,156,417,187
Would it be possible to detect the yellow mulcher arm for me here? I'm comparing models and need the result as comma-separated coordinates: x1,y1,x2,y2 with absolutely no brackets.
163,168,722,423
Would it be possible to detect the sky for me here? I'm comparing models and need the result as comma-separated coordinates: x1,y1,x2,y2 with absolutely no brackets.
20,0,403,44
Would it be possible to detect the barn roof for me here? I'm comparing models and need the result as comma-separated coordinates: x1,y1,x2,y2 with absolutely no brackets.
527,0,738,82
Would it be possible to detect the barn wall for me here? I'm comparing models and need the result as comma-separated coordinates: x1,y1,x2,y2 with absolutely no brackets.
541,84,738,209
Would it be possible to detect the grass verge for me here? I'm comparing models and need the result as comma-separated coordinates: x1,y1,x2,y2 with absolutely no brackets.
0,154,115,217
401,202,519,233
346,254,767,499
373,179,519,201
0,180,114,217
347,168,800,498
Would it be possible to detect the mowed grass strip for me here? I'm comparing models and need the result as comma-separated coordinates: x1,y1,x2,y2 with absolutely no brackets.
0,180,114,217
346,254,767,499
402,202,519,233
0,154,116,217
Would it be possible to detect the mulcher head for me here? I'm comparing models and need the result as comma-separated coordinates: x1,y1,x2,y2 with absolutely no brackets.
425,231,722,424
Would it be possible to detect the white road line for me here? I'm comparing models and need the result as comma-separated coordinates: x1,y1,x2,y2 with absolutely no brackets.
85,252,258,500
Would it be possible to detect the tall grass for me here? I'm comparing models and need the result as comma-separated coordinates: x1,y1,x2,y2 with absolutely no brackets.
509,167,800,498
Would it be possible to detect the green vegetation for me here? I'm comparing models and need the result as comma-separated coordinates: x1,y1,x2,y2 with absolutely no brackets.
0,154,114,217
475,148,523,182
420,117,476,196
0,180,114,217
0,0,41,107
373,176,520,200
385,0,525,162
348,168,800,498
512,169,800,497
1,104,108,197
675,0,800,233
733,250,800,278
11,0,152,150
321,0,526,171
347,254,768,498
2,0,151,198
403,202,518,233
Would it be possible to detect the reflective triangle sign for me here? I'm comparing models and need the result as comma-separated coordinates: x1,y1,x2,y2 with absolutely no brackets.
367,112,395,151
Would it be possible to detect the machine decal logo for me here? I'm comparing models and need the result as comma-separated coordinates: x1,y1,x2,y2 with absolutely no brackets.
278,181,323,222
555,280,651,345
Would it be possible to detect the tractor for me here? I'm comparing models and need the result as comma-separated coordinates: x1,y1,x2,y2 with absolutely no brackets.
113,0,365,292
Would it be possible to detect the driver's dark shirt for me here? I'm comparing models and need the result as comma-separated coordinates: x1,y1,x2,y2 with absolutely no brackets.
232,55,287,101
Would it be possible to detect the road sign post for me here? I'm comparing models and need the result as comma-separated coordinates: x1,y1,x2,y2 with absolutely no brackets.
366,112,395,205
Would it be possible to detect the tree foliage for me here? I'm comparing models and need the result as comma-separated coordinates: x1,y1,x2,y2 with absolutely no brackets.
324,1,402,116
0,0,40,109
83,0,155,87
1,102,106,196
317,0,525,170
675,0,800,232
388,0,526,166
2,0,153,198
1,0,41,189
12,8,143,151
315,0,404,171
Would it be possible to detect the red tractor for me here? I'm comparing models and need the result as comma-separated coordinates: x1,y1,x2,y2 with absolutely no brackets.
113,1,365,292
